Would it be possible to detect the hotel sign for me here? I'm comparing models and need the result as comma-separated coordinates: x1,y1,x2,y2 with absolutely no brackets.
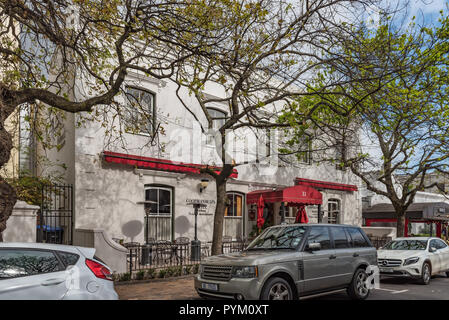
186,199,216,215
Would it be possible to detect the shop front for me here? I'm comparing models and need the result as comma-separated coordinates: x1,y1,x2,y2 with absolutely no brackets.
363,202,449,238
246,185,323,230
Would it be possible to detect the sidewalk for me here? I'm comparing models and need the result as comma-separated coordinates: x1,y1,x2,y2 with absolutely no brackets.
115,275,200,300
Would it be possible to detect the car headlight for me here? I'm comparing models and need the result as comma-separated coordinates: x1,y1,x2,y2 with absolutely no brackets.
232,266,258,278
403,257,420,266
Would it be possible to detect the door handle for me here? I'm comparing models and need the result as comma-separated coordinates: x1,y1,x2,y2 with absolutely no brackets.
41,278,66,286
329,255,337,259
353,253,359,257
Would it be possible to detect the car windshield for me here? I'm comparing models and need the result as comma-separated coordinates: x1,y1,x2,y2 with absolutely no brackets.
383,240,428,250
246,226,307,250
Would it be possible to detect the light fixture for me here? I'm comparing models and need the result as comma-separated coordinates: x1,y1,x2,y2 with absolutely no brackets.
199,178,209,193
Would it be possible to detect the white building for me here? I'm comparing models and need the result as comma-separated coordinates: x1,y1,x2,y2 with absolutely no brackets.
42,71,363,245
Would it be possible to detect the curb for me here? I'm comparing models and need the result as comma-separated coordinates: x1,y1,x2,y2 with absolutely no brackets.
114,274,196,286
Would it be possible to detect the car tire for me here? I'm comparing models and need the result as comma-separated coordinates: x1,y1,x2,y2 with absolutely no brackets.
347,268,370,300
260,277,293,300
446,271,449,278
419,262,431,285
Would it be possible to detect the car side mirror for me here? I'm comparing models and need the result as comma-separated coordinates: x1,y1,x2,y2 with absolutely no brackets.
307,242,321,252
429,247,437,253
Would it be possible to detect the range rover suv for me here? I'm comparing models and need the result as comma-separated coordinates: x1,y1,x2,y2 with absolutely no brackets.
195,224,377,300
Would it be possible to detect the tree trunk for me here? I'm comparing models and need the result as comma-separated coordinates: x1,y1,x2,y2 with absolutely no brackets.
396,212,406,238
0,94,18,242
211,177,226,255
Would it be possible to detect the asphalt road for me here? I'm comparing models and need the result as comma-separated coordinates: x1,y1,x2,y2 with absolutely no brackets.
117,273,449,300
314,273,449,300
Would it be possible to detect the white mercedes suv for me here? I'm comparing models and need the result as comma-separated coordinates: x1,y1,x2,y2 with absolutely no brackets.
378,237,449,284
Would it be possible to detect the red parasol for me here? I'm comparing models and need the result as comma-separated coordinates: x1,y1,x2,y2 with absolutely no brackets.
257,195,265,229
295,205,309,224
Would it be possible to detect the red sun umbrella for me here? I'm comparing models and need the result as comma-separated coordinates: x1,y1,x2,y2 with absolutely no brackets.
257,195,265,230
295,205,309,224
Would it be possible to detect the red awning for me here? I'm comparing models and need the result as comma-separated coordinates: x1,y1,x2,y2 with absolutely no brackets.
246,185,322,205
103,151,238,178
295,178,358,192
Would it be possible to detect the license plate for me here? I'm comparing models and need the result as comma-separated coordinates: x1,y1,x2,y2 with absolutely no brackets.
380,268,394,273
202,283,218,291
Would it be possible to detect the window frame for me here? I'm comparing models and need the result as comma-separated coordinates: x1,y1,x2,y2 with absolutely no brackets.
225,192,245,218
144,184,175,241
327,199,341,224
124,85,157,136
205,107,227,145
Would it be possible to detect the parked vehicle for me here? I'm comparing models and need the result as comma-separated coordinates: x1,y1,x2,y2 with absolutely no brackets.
378,237,449,285
0,243,118,300
195,223,377,300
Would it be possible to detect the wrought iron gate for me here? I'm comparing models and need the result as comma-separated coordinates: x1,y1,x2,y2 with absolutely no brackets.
37,184,74,245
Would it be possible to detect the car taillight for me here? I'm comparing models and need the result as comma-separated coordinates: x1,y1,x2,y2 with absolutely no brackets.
85,259,113,281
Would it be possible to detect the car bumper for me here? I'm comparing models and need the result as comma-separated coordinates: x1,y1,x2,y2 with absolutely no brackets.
194,275,263,300
379,265,422,279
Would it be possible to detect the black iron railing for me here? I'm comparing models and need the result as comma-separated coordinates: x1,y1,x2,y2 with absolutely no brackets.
126,240,248,272
368,236,391,249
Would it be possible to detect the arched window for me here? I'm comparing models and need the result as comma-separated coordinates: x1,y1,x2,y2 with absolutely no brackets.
327,199,341,224
144,185,173,241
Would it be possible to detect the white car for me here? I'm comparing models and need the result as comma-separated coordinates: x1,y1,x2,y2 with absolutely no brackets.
0,243,119,299
377,237,449,285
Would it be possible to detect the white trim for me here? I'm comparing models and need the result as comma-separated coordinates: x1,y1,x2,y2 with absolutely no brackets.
134,168,186,179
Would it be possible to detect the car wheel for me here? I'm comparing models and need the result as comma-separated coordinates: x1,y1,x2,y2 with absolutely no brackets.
446,271,449,278
347,268,370,300
260,277,293,300
419,262,431,285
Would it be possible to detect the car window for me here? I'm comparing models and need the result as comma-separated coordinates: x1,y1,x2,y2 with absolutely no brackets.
0,249,64,279
57,251,80,267
330,227,350,249
384,240,427,250
307,226,331,250
247,226,307,250
347,228,370,248
436,240,448,249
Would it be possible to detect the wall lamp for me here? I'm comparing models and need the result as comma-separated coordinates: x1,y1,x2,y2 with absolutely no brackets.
199,179,209,193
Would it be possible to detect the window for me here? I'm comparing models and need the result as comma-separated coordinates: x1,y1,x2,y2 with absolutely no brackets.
307,226,331,250
124,86,156,135
335,142,346,171
206,108,226,145
431,239,448,250
225,193,243,217
0,249,64,279
57,251,79,267
327,199,341,224
347,228,370,248
224,192,244,240
436,240,448,249
144,186,173,241
331,227,350,249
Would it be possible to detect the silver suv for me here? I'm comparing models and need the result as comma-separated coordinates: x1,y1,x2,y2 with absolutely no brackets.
195,224,377,300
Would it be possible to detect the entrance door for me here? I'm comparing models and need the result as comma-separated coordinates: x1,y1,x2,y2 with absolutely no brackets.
144,186,173,241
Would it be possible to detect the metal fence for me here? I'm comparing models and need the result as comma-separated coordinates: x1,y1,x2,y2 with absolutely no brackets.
368,236,391,249
126,240,248,272
37,184,73,245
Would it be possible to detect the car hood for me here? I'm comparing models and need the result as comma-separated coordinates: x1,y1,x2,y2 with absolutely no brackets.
201,250,297,266
377,250,426,260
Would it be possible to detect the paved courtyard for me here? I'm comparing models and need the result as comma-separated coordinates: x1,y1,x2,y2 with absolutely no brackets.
116,274,449,300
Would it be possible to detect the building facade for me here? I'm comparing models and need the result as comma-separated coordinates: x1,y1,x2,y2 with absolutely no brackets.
44,72,363,244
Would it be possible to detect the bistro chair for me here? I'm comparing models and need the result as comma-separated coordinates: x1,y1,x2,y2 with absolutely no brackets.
175,237,190,264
